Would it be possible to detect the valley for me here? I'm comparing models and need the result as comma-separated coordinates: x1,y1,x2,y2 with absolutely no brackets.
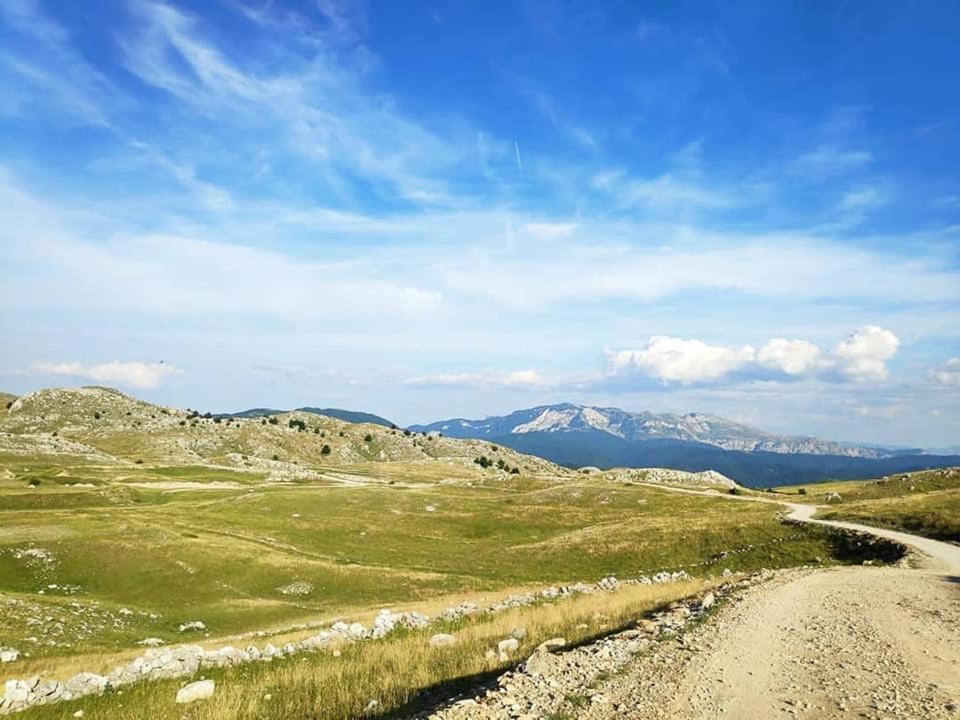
0,387,957,718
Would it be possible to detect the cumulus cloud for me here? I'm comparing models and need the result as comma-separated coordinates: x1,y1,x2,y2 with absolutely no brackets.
33,361,181,389
833,326,900,381
929,357,960,387
756,339,822,376
607,337,755,384
607,326,900,385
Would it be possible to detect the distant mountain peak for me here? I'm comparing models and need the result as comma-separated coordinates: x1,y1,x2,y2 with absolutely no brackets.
411,403,892,459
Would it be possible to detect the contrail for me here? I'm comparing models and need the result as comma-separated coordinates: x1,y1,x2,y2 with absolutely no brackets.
514,140,523,173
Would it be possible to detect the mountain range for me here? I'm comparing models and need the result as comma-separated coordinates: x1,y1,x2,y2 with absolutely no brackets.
410,403,957,487
225,407,395,427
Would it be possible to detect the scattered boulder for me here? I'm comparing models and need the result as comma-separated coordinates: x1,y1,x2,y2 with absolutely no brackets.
277,581,314,596
510,626,528,641
0,648,19,663
177,620,206,632
429,633,457,648
700,592,716,611
65,673,107,697
536,637,566,653
497,638,519,655
175,679,215,704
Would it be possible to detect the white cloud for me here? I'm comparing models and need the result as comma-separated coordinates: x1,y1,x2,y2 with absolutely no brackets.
756,339,822,376
607,337,756,384
404,369,546,389
838,186,890,211
594,171,735,211
33,361,181,389
833,325,900,381
795,145,873,178
520,222,577,240
929,357,960,387
607,326,900,385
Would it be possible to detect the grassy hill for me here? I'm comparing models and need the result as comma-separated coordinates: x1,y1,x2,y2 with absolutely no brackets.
776,468,960,542
227,406,395,427
0,386,929,719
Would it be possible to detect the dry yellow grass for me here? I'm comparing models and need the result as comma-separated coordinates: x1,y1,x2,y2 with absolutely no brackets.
20,578,715,720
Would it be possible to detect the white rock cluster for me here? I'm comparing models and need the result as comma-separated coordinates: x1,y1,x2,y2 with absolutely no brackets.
0,650,19,664
426,578,761,719
0,570,690,715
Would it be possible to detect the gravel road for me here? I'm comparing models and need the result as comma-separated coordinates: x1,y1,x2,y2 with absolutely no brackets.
428,492,960,719
591,497,960,719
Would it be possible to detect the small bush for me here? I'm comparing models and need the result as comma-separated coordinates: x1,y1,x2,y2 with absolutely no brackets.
321,444,332,455
93,412,101,420
272,454,280,461
797,488,807,496
268,417,279,425
364,434,373,442
474,456,492,469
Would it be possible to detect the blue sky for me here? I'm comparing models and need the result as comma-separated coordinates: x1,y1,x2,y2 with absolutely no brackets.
1,0,958,447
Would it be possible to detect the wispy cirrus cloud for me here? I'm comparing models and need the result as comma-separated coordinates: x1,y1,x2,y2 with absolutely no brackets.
794,145,873,178
404,369,547,390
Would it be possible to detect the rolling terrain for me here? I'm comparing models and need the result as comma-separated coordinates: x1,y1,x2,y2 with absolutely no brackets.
0,386,921,718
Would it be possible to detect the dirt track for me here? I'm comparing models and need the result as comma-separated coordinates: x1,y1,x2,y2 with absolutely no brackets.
580,496,960,719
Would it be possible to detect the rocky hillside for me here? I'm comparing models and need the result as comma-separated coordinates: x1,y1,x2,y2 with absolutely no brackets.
0,387,565,482
411,403,899,458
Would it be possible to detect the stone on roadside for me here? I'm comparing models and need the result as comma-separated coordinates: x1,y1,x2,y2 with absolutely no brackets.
535,637,566,653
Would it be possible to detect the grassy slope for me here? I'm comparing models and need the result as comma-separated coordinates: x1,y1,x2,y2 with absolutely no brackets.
776,468,960,542
15,579,714,720
1,456,832,662
0,386,901,718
